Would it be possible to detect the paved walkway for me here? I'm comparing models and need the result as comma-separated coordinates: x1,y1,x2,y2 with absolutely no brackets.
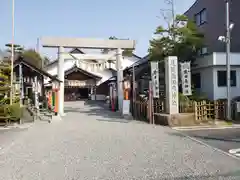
0,101,240,179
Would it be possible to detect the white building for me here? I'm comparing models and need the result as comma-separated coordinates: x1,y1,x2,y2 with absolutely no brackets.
44,48,141,101
192,52,240,100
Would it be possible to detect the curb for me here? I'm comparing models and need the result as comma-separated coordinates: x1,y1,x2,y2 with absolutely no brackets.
172,124,240,131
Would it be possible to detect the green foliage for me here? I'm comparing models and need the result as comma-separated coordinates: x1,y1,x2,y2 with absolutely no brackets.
22,49,43,69
149,14,204,62
9,103,22,121
4,44,48,69
0,61,11,104
43,56,50,66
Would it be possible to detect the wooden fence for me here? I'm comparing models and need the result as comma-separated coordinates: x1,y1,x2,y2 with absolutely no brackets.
131,98,148,122
131,98,165,122
131,98,231,124
194,100,227,121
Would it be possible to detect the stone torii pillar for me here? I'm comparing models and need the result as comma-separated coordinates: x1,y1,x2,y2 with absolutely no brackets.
116,48,124,112
58,46,65,116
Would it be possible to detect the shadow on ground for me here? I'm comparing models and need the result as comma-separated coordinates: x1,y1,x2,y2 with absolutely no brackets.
64,100,131,123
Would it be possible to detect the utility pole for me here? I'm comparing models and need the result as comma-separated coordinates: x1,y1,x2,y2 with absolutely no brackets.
36,38,40,53
36,38,43,68
163,0,175,40
170,0,175,26
10,0,15,105
226,0,231,120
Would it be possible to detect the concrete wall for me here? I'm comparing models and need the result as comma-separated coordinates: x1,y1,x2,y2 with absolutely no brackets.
194,52,240,69
214,53,240,65
192,67,214,100
185,0,240,53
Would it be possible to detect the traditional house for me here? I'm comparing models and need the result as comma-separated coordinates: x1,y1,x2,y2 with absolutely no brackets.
13,56,61,103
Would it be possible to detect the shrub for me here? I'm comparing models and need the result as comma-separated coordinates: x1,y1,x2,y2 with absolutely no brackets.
8,103,22,121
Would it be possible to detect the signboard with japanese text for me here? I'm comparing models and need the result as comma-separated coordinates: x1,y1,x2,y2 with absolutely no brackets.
150,61,160,98
165,56,179,114
180,62,192,96
159,62,165,97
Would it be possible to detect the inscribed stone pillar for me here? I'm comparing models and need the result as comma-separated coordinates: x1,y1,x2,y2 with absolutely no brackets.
165,56,179,114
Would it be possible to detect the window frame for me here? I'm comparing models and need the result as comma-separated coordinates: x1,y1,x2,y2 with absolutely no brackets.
217,70,237,87
192,73,201,89
194,8,207,26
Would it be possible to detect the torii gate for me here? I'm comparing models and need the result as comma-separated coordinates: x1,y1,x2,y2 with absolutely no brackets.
41,37,136,117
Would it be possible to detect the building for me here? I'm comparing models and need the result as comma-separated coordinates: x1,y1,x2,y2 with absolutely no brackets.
185,0,240,100
45,48,141,101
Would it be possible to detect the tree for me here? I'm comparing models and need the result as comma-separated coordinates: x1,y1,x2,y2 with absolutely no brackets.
102,36,134,57
5,43,50,69
43,56,50,66
149,14,204,62
21,49,43,69
0,60,11,104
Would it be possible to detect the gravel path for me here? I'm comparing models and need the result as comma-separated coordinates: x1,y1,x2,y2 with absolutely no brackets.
0,101,240,180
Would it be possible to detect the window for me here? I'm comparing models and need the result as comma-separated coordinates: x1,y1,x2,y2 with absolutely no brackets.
201,47,208,54
194,8,207,26
197,46,208,56
192,73,201,88
217,70,236,87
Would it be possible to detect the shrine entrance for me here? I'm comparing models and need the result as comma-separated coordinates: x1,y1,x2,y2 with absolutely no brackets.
64,87,90,101
41,36,135,116
64,65,100,101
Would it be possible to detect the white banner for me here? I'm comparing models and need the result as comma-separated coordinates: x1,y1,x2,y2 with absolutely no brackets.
180,62,192,96
150,61,159,98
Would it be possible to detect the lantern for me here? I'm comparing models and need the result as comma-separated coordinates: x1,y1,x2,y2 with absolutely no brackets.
52,80,60,91
123,78,131,100
51,80,60,115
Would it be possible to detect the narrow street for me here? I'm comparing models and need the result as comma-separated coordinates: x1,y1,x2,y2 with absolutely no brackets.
0,101,240,179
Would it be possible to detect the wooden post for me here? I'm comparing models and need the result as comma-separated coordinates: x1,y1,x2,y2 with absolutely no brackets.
203,100,207,121
54,90,59,115
149,81,153,124
94,85,97,101
48,91,52,109
194,101,197,121
214,100,217,124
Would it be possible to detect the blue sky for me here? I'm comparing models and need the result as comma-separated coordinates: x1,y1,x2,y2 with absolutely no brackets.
1,0,195,59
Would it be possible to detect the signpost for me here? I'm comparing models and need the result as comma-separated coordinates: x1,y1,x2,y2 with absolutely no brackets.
159,63,165,97
180,62,192,96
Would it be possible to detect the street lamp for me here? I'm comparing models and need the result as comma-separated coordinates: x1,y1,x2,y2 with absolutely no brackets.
218,0,233,120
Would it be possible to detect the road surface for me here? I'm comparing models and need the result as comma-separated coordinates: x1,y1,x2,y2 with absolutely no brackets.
182,128,240,158
0,101,240,179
